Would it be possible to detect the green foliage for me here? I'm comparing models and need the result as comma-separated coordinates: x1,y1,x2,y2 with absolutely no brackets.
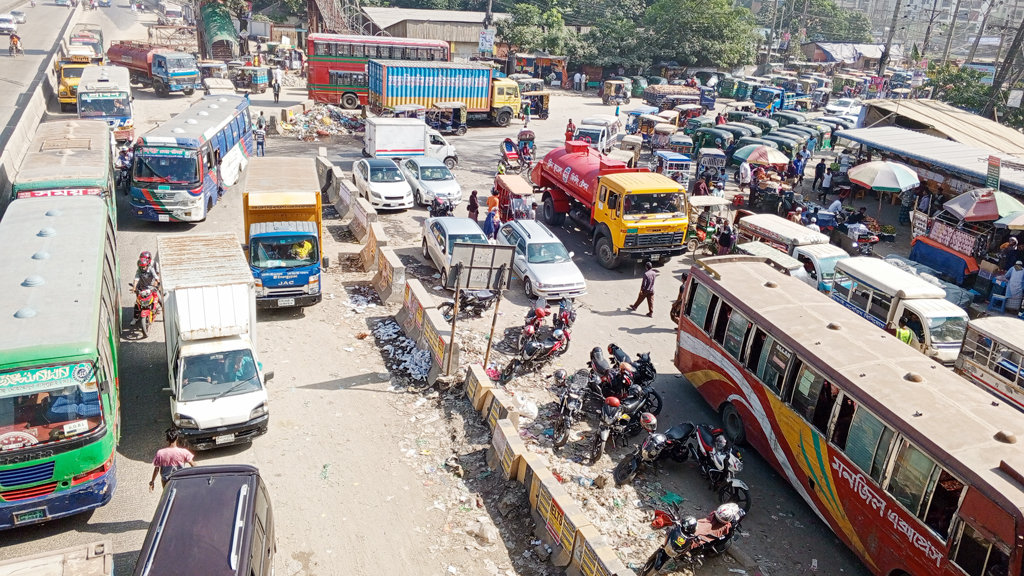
496,3,544,51
645,0,757,68
580,17,651,69
926,63,988,112
910,43,920,63
759,0,871,43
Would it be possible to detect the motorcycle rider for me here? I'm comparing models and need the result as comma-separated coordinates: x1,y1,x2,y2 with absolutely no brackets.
130,251,160,325
9,33,21,55
115,146,133,189
688,503,742,551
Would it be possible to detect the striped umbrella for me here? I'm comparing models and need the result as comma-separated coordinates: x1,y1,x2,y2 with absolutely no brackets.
732,144,789,167
847,161,920,192
995,211,1024,230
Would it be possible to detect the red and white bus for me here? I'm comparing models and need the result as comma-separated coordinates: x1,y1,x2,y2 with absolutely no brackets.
675,255,1024,576
306,34,450,109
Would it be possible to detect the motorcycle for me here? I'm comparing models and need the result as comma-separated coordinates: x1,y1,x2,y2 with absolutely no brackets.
598,344,663,415
438,289,497,322
664,422,751,511
116,165,131,193
589,388,655,464
639,505,744,576
613,417,667,485
8,43,23,57
552,296,576,331
500,328,570,384
588,346,633,399
517,301,551,350
428,197,454,218
134,286,160,337
551,369,592,448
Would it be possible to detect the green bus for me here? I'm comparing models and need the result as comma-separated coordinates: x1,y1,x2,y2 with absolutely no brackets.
0,195,119,530
11,119,116,221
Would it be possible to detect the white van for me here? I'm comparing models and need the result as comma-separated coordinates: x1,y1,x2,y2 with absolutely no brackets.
736,213,848,292
734,241,813,285
576,115,620,154
830,257,969,365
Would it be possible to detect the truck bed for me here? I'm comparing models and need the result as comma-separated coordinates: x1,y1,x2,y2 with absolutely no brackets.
157,233,253,291
245,157,320,194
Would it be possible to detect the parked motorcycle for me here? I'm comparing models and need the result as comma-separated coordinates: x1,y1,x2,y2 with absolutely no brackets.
613,413,665,485
134,287,160,338
552,297,576,331
639,504,745,576
438,289,497,322
428,197,454,218
664,422,751,511
589,388,658,464
518,302,551,350
598,344,663,415
500,328,570,384
551,368,592,448
116,166,131,194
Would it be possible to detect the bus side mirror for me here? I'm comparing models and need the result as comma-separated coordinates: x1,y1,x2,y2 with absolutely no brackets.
264,371,275,382
98,379,110,394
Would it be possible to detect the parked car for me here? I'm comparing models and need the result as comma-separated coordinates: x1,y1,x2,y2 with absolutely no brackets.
421,217,489,287
399,157,463,206
0,15,17,34
9,10,25,23
825,98,862,116
497,219,587,300
352,158,414,210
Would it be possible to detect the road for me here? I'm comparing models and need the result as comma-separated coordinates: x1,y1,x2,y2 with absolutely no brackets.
0,25,875,572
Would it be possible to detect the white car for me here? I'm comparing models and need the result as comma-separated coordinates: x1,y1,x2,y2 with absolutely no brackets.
825,98,862,116
497,219,587,300
0,15,17,35
399,157,463,206
9,10,25,24
352,158,414,210
421,217,489,287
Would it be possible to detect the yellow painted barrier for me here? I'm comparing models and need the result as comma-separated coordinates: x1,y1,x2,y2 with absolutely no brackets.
486,419,524,481
464,364,493,412
485,387,520,431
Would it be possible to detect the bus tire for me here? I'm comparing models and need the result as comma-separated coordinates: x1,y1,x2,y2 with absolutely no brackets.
341,93,359,109
720,402,746,445
594,235,620,269
495,110,512,127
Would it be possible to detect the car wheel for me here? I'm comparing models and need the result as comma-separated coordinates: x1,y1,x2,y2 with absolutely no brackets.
422,239,428,259
414,188,422,206
524,277,536,299
440,269,448,289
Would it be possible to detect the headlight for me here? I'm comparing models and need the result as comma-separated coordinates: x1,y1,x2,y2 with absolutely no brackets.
249,403,268,419
124,118,134,127
309,274,320,294
371,190,382,198
254,278,265,297
173,414,198,429
60,89,68,96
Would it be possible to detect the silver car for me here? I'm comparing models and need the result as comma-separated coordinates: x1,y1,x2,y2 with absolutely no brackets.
421,217,489,287
399,157,463,206
9,10,25,24
0,15,17,35
497,219,587,300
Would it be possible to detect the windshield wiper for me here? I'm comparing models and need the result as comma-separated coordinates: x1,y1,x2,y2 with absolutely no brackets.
212,378,255,402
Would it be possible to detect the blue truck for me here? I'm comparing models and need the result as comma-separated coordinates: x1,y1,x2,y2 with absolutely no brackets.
752,86,807,113
107,41,202,97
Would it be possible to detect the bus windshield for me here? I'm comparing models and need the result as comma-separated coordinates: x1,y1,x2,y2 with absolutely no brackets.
0,364,105,451
622,193,683,219
78,93,131,119
250,235,319,269
180,349,261,402
133,148,200,186
928,316,968,344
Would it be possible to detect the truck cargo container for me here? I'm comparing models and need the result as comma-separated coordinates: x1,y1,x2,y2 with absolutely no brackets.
642,84,716,110
362,117,458,167
107,41,202,97
0,541,113,576
367,60,520,127
157,233,272,451
243,157,327,309
531,140,689,269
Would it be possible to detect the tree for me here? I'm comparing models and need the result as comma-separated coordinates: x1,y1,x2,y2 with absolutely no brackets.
644,0,757,68
910,43,921,64
762,0,871,43
580,17,651,70
495,3,544,52
927,63,988,112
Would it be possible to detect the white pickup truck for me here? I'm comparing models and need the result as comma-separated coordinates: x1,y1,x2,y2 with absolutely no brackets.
0,541,112,576
363,117,459,169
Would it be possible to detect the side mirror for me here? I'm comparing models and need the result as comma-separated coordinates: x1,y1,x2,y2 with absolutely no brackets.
569,251,575,258
264,371,275,382
241,243,249,251
515,254,525,262
322,256,330,268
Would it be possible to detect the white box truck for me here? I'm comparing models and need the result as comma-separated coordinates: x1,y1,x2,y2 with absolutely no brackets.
0,541,113,576
362,117,459,169
157,233,273,451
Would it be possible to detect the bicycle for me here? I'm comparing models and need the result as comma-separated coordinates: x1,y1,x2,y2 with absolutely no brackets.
9,44,23,58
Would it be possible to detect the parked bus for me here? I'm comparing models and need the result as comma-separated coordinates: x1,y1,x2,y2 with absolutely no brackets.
129,94,252,222
78,66,135,142
306,34,450,109
0,196,119,530
675,255,1024,576
10,119,115,220
956,316,1024,412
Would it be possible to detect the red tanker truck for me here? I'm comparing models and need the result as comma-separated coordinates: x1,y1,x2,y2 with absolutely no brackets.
107,41,202,97
531,140,689,269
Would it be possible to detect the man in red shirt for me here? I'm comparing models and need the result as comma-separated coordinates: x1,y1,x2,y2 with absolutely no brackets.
149,428,196,491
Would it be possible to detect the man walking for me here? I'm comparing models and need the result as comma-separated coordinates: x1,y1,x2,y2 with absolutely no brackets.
738,159,751,193
628,262,658,317
256,110,267,130
149,428,195,491
818,168,833,202
812,158,826,191
272,80,281,103
254,126,266,156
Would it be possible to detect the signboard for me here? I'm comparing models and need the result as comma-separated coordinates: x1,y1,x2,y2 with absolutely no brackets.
478,29,495,52
987,155,1001,189
491,418,508,459
0,362,95,397
447,243,515,290
964,63,996,86
546,497,565,544
422,319,444,365
1009,89,1024,109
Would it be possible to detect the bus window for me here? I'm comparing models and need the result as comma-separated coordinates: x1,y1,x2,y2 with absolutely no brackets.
832,270,851,299
829,394,857,448
314,42,330,56
788,365,838,433
951,522,1010,576
712,303,733,345
351,44,364,57
722,311,751,360
756,337,791,396
992,343,1023,382
961,329,993,363
868,291,892,325
840,406,893,482
685,282,713,328
703,293,720,334
886,441,964,538
746,329,767,373
850,284,871,312
922,470,964,538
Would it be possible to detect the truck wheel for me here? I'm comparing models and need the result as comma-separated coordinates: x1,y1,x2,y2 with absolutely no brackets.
456,126,467,136
542,197,560,226
183,88,195,96
154,81,168,97
594,236,620,269
444,157,457,170
59,102,69,113
361,148,370,158
496,111,512,127
341,93,359,109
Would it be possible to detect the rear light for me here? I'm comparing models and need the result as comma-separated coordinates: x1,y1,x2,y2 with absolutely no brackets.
72,455,113,485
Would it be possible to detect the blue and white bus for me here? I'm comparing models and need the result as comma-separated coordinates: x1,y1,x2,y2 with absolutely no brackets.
78,66,135,143
129,94,253,222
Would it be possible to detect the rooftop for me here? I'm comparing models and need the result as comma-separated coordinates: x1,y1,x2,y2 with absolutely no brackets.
361,7,509,29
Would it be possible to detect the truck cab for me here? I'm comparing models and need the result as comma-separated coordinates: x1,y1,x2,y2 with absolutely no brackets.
151,52,202,96
490,78,521,126
55,54,94,112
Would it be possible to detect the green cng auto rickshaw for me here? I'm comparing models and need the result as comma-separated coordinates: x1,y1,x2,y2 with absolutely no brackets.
722,122,761,138
522,90,552,120
739,115,778,136
232,66,269,93
762,133,799,158
811,88,830,110
683,115,715,135
647,76,668,86
771,110,807,127
734,80,759,100
630,76,649,98
727,110,755,123
692,127,733,154
717,76,737,98
427,101,468,135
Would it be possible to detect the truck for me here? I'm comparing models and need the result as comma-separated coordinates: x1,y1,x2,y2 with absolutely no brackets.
243,157,327,309
752,86,806,113
532,140,689,269
107,41,202,97
157,233,273,451
642,84,717,110
0,541,113,576
54,53,96,112
367,60,521,127
363,118,459,168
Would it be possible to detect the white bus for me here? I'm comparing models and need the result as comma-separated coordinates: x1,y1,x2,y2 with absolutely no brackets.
956,316,1024,412
78,66,134,142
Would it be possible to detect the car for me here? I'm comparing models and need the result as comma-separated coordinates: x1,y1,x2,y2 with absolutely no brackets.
351,158,414,210
825,98,862,116
497,219,587,300
0,15,17,34
399,157,463,206
421,217,489,287
9,10,25,23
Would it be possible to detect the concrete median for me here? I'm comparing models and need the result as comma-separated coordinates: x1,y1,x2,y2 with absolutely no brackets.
394,279,436,345
371,248,405,304
350,197,377,243
360,222,387,272
421,308,460,384
485,418,524,482
484,387,520,431
464,364,493,412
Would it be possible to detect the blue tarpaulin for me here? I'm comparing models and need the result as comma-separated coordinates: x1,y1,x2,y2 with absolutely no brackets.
909,238,972,284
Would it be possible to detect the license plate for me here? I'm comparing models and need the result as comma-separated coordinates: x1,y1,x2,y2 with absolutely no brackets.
214,433,234,445
650,254,661,261
158,215,169,222
277,298,295,307
14,509,46,524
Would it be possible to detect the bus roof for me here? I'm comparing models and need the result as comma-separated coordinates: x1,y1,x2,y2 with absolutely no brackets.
141,95,248,149
13,120,112,191
245,157,319,194
735,241,802,270
306,33,448,48
79,65,131,92
835,257,947,300
969,317,1024,352
0,197,106,369
693,257,1024,510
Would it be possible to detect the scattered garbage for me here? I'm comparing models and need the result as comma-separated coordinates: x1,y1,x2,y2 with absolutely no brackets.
319,463,330,481
518,399,539,420
281,103,365,141
465,519,501,546
659,492,685,505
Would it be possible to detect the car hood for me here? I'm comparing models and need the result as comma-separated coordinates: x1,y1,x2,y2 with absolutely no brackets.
368,180,412,194
419,178,462,197
527,260,586,286
171,388,268,429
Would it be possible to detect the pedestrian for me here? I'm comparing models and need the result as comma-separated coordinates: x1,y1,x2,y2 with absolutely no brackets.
717,223,734,255
839,149,851,174
806,217,820,233
528,202,537,219
466,190,479,222
581,73,588,91
1008,261,1024,313
149,428,195,492
254,126,266,156
812,158,826,191
272,80,281,103
694,176,710,196
898,188,915,225
830,128,841,149
919,190,932,215
789,207,803,224
487,188,500,212
738,160,751,193
818,168,833,203
799,145,810,163
715,113,726,125
808,136,817,154
574,71,581,91
256,110,267,130
628,262,658,317
565,119,576,141
847,206,867,225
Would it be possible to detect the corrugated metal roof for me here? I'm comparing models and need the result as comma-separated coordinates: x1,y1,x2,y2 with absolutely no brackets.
157,232,253,290
861,99,1024,159
837,126,1024,196
362,7,509,28
812,43,904,63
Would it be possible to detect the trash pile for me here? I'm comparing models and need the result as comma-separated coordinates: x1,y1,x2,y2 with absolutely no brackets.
374,318,432,381
278,72,304,87
281,103,365,141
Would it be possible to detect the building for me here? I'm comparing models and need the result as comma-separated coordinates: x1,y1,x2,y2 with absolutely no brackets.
359,7,510,59
800,42,904,70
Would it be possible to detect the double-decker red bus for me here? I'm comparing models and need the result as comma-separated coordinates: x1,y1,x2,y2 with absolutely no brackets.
675,255,1024,576
306,34,450,109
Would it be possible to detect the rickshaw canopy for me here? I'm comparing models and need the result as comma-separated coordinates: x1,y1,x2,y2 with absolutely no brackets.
495,174,534,198
669,134,693,146
432,101,466,110
657,110,680,123
688,195,731,208
640,114,667,123
522,90,555,97
654,124,676,135
655,150,691,165
396,104,426,113
517,129,536,142
620,134,643,150
697,148,728,167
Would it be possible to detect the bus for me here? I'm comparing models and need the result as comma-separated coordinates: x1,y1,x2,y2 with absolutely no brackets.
11,119,116,220
956,316,1024,413
0,196,119,530
306,34,450,109
675,255,1024,576
78,66,135,142
129,94,252,223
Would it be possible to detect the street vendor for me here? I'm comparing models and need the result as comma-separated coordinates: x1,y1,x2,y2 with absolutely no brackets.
1006,261,1024,314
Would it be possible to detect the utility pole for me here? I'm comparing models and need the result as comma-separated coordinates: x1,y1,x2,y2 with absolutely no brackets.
766,0,781,66
920,0,941,58
878,0,904,75
941,0,965,63
983,14,1024,116
967,1,999,63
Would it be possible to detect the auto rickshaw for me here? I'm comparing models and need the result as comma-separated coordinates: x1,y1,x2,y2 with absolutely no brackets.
685,196,731,253
682,115,715,135
516,77,544,93
796,122,830,148
729,137,778,165
717,76,737,98
667,133,693,155
692,127,733,155
517,129,535,155
727,110,756,123
231,66,269,93
630,76,649,98
811,88,830,110
734,80,760,100
771,110,806,127
522,90,552,120
761,133,798,158
654,150,691,187
602,80,631,105
652,124,675,150
673,104,704,120
625,105,659,134
610,135,643,168
393,104,426,120
638,114,667,144
495,173,535,222
715,124,754,143
739,115,779,135
427,102,467,135
198,60,228,79
657,109,681,128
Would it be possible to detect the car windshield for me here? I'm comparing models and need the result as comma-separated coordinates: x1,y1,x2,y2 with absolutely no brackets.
927,316,968,344
179,349,261,402
133,148,200,186
817,256,844,281
527,242,571,264
420,166,453,181
622,193,684,218
0,363,104,451
11,11,23,16
447,233,488,253
78,93,131,118
370,166,404,182
576,129,602,144
62,67,85,79
836,99,855,107
250,234,319,269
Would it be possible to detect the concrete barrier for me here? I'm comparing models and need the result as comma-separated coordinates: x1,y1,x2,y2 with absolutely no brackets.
350,197,377,243
394,279,436,344
360,222,387,272
485,388,520,431
539,493,590,568
332,170,352,218
421,308,461,384
371,248,406,304
464,364,493,412
569,531,635,576
520,453,558,510
314,154,336,197
485,418,524,481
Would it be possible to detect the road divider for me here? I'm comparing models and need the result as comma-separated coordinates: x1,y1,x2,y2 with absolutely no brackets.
350,197,377,243
486,419,524,481
360,222,387,272
484,387,520,430
371,248,405,304
313,152,351,218
464,364,494,412
394,279,436,344
421,308,460,384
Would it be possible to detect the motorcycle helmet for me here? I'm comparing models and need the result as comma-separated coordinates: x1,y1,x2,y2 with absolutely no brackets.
552,369,567,384
714,503,742,524
605,396,621,407
640,412,657,432
714,435,728,452
680,516,698,536
628,384,643,398
553,329,565,340
138,251,152,268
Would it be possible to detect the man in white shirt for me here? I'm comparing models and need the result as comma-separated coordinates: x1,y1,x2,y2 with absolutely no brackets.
574,72,581,91
819,169,834,203
827,197,843,213
806,217,821,233
738,160,752,192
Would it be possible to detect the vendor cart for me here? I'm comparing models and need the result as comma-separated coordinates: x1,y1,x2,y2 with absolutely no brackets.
496,173,535,222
